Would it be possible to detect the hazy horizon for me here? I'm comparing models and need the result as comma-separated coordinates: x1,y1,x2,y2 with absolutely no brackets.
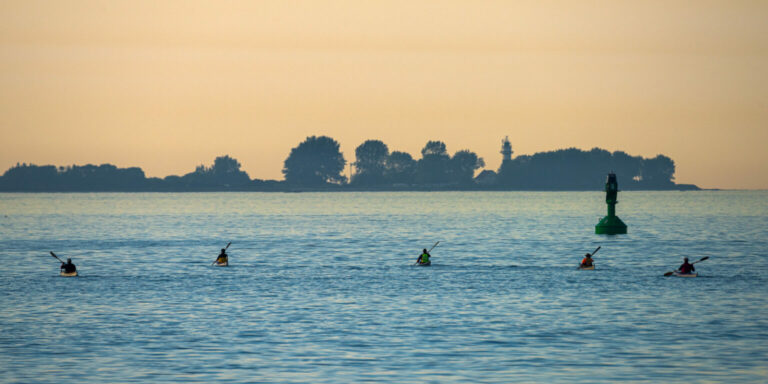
2,1,767,189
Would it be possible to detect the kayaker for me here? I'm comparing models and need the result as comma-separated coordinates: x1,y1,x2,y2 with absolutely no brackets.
60,258,77,274
580,253,594,268
216,249,228,264
416,249,431,265
678,257,695,274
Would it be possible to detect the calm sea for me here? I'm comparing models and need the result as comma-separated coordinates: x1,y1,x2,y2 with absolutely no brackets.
1,191,766,383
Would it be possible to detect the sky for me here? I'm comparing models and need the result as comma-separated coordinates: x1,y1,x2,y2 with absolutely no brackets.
1,1,766,189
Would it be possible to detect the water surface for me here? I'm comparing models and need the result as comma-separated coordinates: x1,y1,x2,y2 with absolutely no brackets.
1,191,767,383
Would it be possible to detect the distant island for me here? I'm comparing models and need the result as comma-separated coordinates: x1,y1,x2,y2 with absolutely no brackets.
0,136,699,192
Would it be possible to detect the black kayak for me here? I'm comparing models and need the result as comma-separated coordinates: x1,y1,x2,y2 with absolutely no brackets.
416,262,431,266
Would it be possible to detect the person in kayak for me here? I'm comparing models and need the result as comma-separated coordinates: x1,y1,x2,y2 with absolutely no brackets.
216,248,228,264
580,253,594,268
60,258,77,274
416,249,431,265
678,257,695,274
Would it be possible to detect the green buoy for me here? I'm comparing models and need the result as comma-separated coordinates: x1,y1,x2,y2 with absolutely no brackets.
595,172,627,235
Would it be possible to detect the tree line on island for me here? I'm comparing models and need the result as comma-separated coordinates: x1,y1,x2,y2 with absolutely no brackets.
0,135,698,191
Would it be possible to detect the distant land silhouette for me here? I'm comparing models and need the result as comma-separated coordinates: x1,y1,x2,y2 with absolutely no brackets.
0,136,699,192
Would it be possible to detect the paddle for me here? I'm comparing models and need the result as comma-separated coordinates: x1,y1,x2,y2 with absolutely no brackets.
212,242,232,265
664,256,709,276
50,251,64,263
414,241,439,265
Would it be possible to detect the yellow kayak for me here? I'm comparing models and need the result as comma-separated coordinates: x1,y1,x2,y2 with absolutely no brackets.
578,265,595,270
214,261,228,267
60,270,78,277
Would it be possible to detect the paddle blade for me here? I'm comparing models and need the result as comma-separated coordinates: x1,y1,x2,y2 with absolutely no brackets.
664,271,674,277
224,242,232,250
698,256,709,262
50,251,63,263
592,246,601,256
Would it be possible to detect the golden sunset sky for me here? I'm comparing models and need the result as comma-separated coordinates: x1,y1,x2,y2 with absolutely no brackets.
1,1,766,188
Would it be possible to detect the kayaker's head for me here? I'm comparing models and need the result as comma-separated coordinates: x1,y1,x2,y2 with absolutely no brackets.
423,249,427,253
585,253,591,257
684,257,689,262
221,249,226,253
66,258,72,264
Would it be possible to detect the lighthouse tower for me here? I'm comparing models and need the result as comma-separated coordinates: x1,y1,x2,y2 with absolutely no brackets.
500,136,513,161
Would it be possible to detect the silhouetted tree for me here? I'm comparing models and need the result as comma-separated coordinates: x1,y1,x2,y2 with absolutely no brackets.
450,150,485,185
180,155,251,188
497,147,656,189
641,155,675,187
421,141,448,157
417,140,452,184
0,163,148,191
0,163,58,191
0,142,692,191
162,175,183,190
385,151,417,185
352,140,389,186
609,151,642,180
60,164,146,190
475,169,497,186
283,136,347,186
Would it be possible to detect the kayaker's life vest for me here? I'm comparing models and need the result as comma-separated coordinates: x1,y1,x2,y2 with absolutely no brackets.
217,253,228,263
420,253,430,264
581,257,593,267
679,263,694,274
61,263,76,273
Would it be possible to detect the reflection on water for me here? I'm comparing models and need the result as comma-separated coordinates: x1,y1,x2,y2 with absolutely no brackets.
0,192,767,383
